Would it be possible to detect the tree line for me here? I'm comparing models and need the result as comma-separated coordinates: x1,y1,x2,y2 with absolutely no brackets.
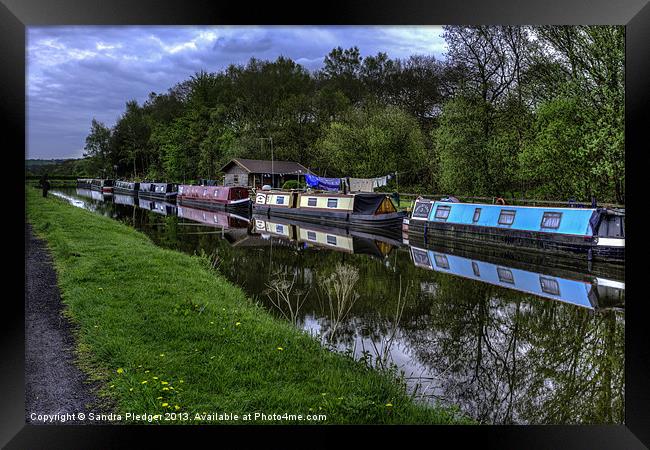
81,26,624,203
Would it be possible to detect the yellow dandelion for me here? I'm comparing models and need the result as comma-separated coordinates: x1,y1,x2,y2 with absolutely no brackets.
210,321,214,324
159,353,165,357
174,405,180,411
141,380,148,384
153,376,158,380
116,368,124,374
145,370,150,374
161,381,169,385
156,396,163,400
235,322,241,326
179,380,184,383
109,384,115,388
162,403,168,407
162,387,169,391
129,388,133,392
277,347,284,351
385,403,393,407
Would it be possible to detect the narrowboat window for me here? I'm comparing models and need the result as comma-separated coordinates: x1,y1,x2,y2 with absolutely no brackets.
540,276,560,295
214,189,219,196
307,197,317,207
326,235,337,245
276,196,285,205
433,254,449,269
276,225,284,233
434,205,451,220
327,198,338,208
307,231,317,241
472,261,481,277
473,208,481,223
541,212,562,229
498,210,516,225
412,202,432,218
497,267,515,283
203,189,208,196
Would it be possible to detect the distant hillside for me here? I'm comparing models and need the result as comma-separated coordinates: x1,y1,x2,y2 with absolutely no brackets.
25,158,91,177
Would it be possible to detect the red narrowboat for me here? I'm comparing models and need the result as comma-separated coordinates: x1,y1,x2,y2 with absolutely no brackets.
177,185,251,210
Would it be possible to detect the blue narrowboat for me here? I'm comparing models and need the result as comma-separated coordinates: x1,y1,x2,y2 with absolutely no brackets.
404,199,624,263
409,245,624,310
113,180,140,195
138,182,178,201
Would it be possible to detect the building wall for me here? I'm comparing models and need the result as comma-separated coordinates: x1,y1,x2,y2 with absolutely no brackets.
224,167,249,186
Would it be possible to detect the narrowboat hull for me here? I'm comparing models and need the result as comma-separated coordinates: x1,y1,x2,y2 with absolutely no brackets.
253,203,405,233
178,196,250,211
89,185,113,193
112,187,139,195
138,191,177,201
406,219,624,263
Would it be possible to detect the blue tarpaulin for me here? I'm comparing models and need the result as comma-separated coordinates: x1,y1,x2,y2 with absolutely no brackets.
305,174,341,191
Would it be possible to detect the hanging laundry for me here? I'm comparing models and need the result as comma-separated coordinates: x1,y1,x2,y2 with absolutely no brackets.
372,175,389,189
305,174,341,192
348,178,374,192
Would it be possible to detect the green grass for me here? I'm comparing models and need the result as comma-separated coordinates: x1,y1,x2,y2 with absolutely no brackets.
25,188,472,425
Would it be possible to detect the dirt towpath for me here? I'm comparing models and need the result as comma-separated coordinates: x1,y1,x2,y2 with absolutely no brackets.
25,222,99,424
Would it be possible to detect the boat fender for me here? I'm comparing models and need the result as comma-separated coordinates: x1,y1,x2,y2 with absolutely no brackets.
495,197,506,205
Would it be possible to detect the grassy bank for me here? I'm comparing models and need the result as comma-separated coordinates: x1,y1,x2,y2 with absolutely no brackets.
25,188,471,424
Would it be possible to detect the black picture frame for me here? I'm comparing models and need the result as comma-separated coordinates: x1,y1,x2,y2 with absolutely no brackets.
3,0,649,448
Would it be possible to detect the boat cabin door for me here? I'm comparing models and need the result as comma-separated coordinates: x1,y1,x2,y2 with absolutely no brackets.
290,192,299,209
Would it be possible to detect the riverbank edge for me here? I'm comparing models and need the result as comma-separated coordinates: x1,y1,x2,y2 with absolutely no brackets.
25,188,472,425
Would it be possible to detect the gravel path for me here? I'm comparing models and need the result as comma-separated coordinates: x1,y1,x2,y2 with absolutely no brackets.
25,223,99,424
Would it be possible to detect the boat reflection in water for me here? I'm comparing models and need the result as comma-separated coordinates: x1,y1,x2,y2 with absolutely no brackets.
178,204,250,229
251,214,401,259
409,245,624,310
112,193,136,207
138,198,177,216
76,188,112,202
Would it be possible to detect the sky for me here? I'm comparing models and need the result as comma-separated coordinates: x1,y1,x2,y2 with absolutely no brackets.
27,26,447,160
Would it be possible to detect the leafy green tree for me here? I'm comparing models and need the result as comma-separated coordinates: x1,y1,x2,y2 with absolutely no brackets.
83,118,112,176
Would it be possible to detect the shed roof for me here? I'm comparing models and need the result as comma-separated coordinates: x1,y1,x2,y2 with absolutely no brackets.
221,158,310,175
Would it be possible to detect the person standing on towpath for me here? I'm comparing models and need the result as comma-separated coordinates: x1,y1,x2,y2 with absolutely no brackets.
40,173,50,198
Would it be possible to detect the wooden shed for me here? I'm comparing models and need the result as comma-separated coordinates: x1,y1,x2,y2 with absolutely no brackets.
220,158,310,189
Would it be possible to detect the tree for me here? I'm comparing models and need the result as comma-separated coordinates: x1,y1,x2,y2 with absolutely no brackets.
83,119,112,176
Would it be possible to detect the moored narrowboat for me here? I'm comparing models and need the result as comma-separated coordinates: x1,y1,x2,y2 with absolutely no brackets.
404,199,624,263
138,182,178,201
253,190,405,232
76,178,93,189
177,185,250,210
113,180,140,195
90,178,113,193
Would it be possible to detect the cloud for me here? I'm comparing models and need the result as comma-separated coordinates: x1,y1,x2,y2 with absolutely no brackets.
26,25,446,159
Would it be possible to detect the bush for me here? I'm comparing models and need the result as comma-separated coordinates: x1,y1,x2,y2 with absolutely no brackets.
282,180,305,190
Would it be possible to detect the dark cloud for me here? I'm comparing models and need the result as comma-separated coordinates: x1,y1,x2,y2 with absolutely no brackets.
27,26,446,159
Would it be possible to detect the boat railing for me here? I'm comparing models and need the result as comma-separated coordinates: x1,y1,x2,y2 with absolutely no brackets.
397,193,625,211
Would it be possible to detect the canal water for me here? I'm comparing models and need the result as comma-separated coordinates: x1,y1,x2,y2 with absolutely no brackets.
50,188,625,425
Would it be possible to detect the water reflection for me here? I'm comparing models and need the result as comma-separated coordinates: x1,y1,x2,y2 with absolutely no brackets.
49,187,625,424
